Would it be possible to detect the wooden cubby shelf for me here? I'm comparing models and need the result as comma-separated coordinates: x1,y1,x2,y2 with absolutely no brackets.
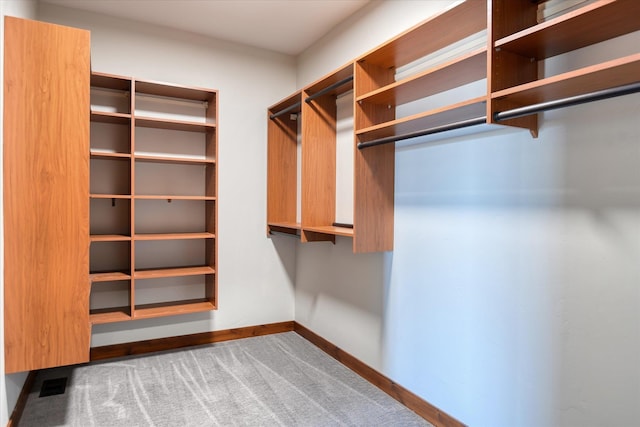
134,266,215,280
90,151,132,159
134,299,215,319
90,194,132,199
90,110,131,125
90,72,218,325
90,272,132,283
135,232,215,240
135,116,216,133
90,307,132,325
90,234,131,242
268,0,640,253
135,154,215,165
134,195,216,200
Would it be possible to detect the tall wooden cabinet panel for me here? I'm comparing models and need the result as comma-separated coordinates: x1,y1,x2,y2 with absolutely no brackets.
3,17,91,373
267,92,302,236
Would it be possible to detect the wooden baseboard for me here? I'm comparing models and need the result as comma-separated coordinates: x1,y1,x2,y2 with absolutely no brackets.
15,320,461,427
6,370,38,427
293,322,466,427
90,321,295,361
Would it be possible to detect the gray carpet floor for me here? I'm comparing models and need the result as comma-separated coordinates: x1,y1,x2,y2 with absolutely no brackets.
20,332,432,426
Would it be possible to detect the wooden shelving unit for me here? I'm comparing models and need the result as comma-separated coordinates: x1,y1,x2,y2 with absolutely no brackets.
267,0,640,253
488,0,640,135
302,63,354,244
89,72,218,325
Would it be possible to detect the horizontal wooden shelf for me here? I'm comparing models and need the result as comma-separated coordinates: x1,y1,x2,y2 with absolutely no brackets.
135,232,215,241
268,221,301,230
356,96,487,142
491,53,640,106
134,154,215,165
357,47,486,106
90,110,131,125
91,72,131,91
134,195,216,201
134,266,215,280
134,299,215,319
90,307,132,325
358,0,486,68
495,0,640,60
90,194,132,199
90,234,131,242
135,79,216,102
90,271,132,283
135,116,216,133
304,225,354,237
90,151,131,160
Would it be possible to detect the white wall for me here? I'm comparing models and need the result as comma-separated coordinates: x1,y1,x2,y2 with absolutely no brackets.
295,1,640,426
1,0,37,423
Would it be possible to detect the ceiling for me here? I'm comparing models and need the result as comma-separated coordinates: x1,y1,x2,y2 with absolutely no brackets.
41,0,370,56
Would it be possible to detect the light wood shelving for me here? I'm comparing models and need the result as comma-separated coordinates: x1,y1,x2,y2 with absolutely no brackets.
89,73,218,325
488,0,640,134
302,63,354,244
268,0,640,253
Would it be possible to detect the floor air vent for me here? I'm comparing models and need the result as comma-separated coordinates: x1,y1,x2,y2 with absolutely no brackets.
39,377,68,397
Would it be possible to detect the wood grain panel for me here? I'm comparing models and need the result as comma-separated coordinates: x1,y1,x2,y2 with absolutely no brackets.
354,142,394,253
301,91,337,232
357,0,486,69
3,17,91,373
267,99,299,227
294,323,467,427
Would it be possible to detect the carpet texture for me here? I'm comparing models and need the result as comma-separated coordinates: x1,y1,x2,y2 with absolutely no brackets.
20,332,432,426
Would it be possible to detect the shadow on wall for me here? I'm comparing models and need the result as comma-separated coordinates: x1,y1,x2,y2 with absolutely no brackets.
294,237,387,368
383,92,640,427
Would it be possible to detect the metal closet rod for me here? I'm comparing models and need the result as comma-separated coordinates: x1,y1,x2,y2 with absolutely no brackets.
493,81,640,122
305,76,354,103
357,117,487,149
269,101,302,120
357,81,640,149
269,75,354,119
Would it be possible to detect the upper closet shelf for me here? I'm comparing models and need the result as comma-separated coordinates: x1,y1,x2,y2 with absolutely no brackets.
356,48,486,106
90,110,131,124
358,0,486,68
492,53,640,105
135,116,215,132
495,0,640,59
